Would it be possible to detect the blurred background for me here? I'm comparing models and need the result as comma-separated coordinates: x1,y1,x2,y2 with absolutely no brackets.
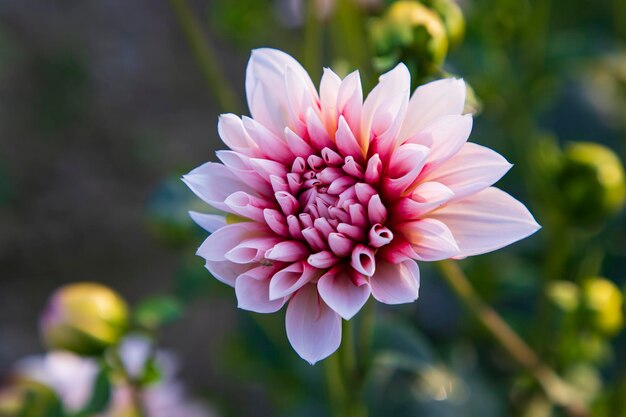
1,0,626,416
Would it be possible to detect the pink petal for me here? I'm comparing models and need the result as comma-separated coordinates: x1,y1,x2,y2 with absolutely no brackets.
307,108,334,151
335,116,364,161
263,209,289,236
377,237,420,264
204,259,251,287
248,158,289,182
285,284,342,364
408,114,473,173
224,191,273,222
362,64,410,153
217,113,263,157
369,224,394,248
328,232,354,257
421,142,512,202
401,218,461,261
337,70,363,138
236,267,286,313
265,241,309,262
243,117,294,164
320,68,342,132
183,162,257,212
188,211,226,233
216,150,272,195
350,244,376,276
196,222,268,262
367,194,388,224
364,154,382,184
399,78,466,141
285,127,315,157
370,260,420,304
383,143,430,197
318,268,371,319
225,236,281,264
245,48,318,135
275,191,300,216
430,187,541,257
392,182,454,220
307,251,340,268
269,262,318,299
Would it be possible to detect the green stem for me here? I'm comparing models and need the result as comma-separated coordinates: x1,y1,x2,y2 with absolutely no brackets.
110,349,146,417
303,0,323,76
435,260,589,417
168,0,241,112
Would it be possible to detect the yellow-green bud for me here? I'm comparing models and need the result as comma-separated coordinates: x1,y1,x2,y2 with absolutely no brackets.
40,282,129,355
426,0,465,49
371,1,448,75
556,142,626,228
582,277,624,336
0,380,60,417
546,280,580,312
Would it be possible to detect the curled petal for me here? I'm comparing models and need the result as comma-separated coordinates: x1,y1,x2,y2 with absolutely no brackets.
307,251,340,268
367,194,388,224
370,260,420,304
364,154,382,184
369,224,393,248
318,267,371,320
350,244,376,276
430,187,541,257
328,232,354,257
270,262,318,300
225,236,281,264
265,241,309,262
196,222,268,262
286,284,342,364
224,191,273,222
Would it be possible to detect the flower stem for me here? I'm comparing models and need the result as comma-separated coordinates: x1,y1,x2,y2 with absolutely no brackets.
435,260,590,417
326,319,369,417
109,349,146,417
168,0,241,112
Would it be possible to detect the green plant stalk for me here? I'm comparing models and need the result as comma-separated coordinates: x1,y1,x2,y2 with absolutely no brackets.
303,0,323,76
110,349,146,417
435,260,589,417
168,0,240,112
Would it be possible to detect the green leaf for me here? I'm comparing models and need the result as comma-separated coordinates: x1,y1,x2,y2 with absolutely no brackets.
134,296,184,330
75,368,111,416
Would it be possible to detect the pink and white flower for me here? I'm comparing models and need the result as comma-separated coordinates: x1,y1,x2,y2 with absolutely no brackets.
185,48,540,364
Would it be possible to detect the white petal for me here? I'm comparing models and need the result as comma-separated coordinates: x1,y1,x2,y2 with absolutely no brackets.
245,48,318,135
399,78,466,141
204,259,250,287
370,260,420,305
183,162,257,212
401,218,461,261
285,284,342,364
421,142,512,202
430,187,541,257
235,271,285,313
188,211,226,233
318,269,370,320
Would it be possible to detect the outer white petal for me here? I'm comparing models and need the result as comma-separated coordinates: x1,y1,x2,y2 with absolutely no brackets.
401,218,462,261
245,48,318,135
422,142,512,202
409,114,473,172
235,273,285,313
218,114,263,157
362,64,410,152
188,211,226,233
182,162,258,212
399,78,466,141
317,269,371,320
196,222,268,262
430,187,541,257
370,260,420,305
285,284,342,364
205,259,250,287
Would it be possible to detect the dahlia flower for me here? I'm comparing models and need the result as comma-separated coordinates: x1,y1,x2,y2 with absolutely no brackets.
185,48,540,364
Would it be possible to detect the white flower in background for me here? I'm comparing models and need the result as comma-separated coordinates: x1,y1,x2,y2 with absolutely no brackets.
15,351,99,412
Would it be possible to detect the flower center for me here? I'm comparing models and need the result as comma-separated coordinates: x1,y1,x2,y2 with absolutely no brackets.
267,147,393,274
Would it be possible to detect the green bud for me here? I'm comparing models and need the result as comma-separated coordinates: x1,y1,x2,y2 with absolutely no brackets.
0,380,61,417
40,282,129,355
556,142,626,228
546,280,580,312
425,0,465,49
371,1,448,76
582,277,624,336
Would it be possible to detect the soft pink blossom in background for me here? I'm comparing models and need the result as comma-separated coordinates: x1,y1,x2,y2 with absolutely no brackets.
185,48,540,364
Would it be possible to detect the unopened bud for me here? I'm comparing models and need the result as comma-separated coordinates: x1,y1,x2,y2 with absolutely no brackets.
582,277,623,336
40,282,129,355
426,0,465,49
